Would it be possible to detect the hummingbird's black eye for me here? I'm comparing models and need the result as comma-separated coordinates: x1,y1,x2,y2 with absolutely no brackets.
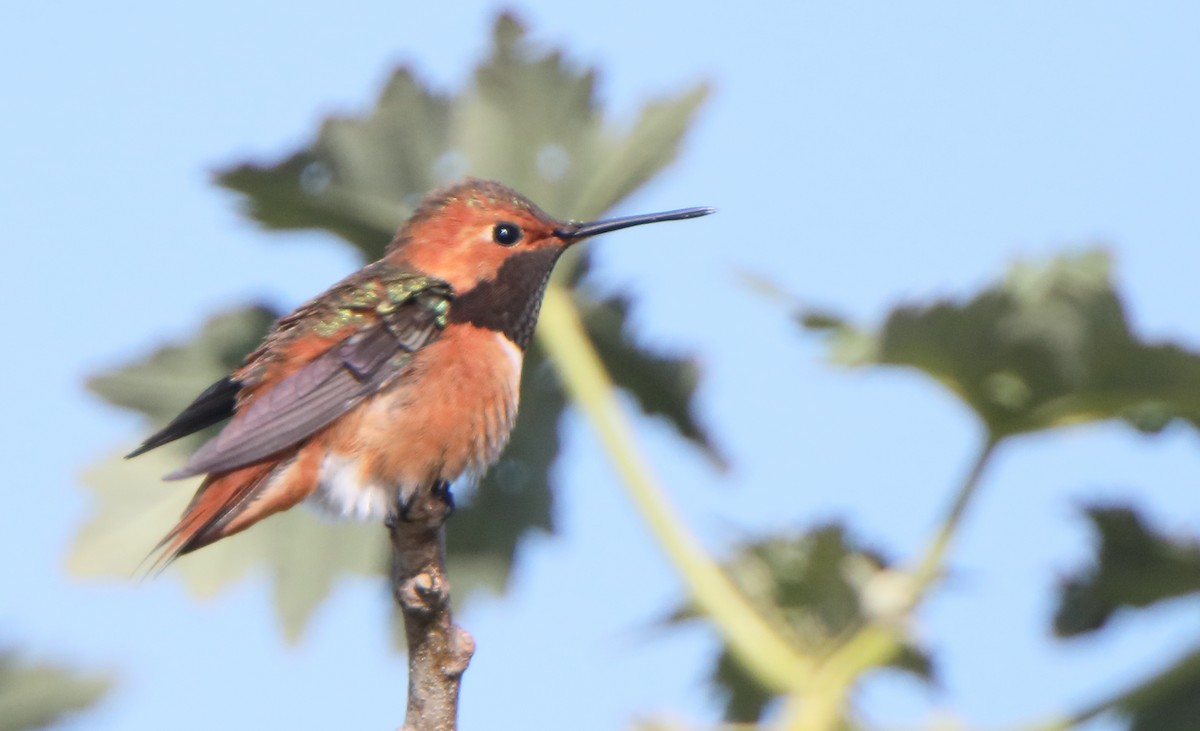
492,222,523,246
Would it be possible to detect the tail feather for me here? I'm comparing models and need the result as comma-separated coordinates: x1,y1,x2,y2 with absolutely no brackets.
146,445,322,573
148,461,276,572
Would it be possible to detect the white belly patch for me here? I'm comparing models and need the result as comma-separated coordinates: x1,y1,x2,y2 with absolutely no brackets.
309,453,392,520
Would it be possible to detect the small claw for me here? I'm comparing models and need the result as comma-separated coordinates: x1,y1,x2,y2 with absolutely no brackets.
389,491,415,526
388,480,454,525
432,479,455,516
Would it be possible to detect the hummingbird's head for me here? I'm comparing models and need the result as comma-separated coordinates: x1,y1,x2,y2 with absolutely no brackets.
386,179,566,293
385,178,713,295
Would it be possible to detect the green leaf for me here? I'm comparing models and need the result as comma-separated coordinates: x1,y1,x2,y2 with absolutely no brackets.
672,525,933,722
1055,505,1200,637
582,292,724,467
1121,649,1200,731
445,340,563,590
78,13,713,641
1081,648,1200,731
801,250,1200,440
217,67,450,258
214,12,709,260
458,14,711,222
87,306,276,436
0,652,109,731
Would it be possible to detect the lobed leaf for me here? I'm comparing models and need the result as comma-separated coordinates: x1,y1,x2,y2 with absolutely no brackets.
0,652,109,731
672,525,933,722
582,292,723,467
87,306,276,436
1121,649,1200,731
802,250,1200,440
1055,505,1200,637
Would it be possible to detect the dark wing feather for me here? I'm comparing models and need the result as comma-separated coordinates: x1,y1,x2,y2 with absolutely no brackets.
166,301,445,480
125,376,242,458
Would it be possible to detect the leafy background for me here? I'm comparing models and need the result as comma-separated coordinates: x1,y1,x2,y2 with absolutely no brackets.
3,3,1199,730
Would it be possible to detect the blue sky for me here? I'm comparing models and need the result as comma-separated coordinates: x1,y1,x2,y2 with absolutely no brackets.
3,2,1199,729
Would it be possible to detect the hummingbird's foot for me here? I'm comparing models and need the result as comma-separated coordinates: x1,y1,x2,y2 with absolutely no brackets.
389,479,455,526
431,479,456,517
388,489,416,527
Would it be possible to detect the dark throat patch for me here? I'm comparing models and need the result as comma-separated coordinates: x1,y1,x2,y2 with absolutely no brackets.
449,247,562,349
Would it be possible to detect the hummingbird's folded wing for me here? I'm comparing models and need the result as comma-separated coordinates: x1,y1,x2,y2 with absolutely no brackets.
163,298,447,480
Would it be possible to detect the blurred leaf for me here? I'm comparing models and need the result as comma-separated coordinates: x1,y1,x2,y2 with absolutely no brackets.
216,67,449,256
457,14,711,223
0,652,109,731
801,250,1200,440
1055,505,1200,637
215,12,709,258
672,525,933,722
445,341,562,590
583,292,724,467
79,13,713,640
1117,648,1200,731
87,306,276,435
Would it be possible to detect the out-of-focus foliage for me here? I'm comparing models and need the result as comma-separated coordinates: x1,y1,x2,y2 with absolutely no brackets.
1056,505,1200,637
684,249,1200,730
1054,507,1200,731
673,525,932,722
803,250,1200,441
217,14,710,259
0,652,109,731
1099,649,1200,731
74,12,713,639
87,307,278,437
584,294,719,464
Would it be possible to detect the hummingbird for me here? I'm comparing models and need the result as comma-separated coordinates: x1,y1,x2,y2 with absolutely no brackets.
128,178,712,563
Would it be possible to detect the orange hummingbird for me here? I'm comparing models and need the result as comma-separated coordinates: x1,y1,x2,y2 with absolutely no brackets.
128,178,712,563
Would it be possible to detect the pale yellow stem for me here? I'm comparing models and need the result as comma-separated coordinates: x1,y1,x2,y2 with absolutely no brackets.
536,284,813,694
771,439,1000,731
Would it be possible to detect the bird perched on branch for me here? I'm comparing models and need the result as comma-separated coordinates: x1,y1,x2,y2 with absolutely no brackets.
128,178,712,564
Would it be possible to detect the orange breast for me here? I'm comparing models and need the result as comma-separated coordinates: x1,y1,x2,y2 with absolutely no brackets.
310,325,523,517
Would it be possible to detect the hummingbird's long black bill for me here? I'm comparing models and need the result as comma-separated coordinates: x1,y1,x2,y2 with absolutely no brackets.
555,206,715,240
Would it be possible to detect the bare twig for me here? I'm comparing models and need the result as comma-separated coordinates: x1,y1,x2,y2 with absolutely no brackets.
388,486,474,731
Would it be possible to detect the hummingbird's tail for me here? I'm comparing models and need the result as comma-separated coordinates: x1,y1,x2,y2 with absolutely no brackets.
147,447,319,572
